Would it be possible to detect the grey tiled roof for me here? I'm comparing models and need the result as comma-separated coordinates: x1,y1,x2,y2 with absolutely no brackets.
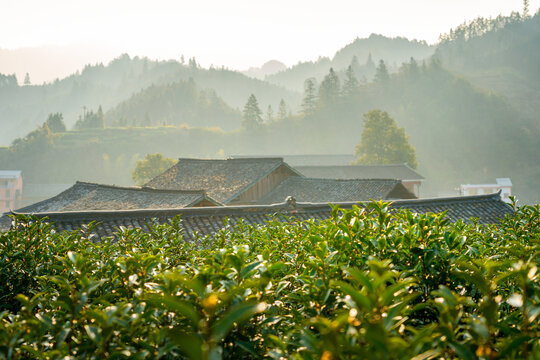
3,193,513,241
14,181,221,213
231,154,356,166
295,164,424,180
144,157,301,203
256,178,416,204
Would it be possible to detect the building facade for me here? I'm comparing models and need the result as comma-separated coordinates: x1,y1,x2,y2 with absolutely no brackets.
460,178,512,203
0,171,23,214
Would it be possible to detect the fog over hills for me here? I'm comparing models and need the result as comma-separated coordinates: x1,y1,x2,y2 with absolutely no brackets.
0,45,118,85
242,60,287,79
266,34,435,92
0,55,300,145
0,10,539,203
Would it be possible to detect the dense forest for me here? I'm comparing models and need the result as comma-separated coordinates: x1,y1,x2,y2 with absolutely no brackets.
0,10,539,204
437,10,540,118
0,56,298,144
104,79,241,129
266,34,434,92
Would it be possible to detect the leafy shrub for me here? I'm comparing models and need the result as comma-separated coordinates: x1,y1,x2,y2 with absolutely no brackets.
0,201,538,359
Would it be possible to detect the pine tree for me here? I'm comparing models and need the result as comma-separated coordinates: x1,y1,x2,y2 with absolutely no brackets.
44,113,66,133
242,94,263,129
523,0,530,17
365,53,375,70
408,57,419,75
23,73,31,86
351,55,360,71
301,78,317,116
342,65,359,96
96,105,105,128
318,68,341,105
277,99,288,121
266,105,274,122
374,60,390,83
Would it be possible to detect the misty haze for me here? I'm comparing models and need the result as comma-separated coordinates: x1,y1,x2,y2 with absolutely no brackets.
1,1,539,358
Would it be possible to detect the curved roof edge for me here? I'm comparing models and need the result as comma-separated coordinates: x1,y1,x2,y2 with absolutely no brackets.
11,191,509,221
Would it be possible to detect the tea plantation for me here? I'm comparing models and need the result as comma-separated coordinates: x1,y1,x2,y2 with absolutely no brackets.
0,201,538,359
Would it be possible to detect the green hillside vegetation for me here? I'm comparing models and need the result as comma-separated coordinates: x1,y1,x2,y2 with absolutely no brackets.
0,126,229,187
437,10,540,118
105,79,241,129
282,60,539,202
1,201,538,358
0,55,299,145
1,11,539,203
1,57,538,204
266,34,434,92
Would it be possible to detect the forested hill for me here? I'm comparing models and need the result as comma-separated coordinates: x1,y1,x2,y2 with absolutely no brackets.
436,10,540,118
2,59,538,202
0,55,300,145
266,34,434,92
263,60,539,202
104,79,241,130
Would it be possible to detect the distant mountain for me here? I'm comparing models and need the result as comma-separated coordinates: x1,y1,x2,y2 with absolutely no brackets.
242,60,287,79
436,11,540,118
332,34,434,69
105,79,241,130
266,34,435,91
0,55,300,145
2,60,538,203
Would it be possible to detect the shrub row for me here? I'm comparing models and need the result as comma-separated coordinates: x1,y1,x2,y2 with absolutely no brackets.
0,201,538,359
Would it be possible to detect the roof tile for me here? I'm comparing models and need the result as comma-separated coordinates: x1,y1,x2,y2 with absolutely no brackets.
2,193,513,241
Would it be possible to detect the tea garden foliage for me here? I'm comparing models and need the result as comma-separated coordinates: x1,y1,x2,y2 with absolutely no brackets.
0,201,538,359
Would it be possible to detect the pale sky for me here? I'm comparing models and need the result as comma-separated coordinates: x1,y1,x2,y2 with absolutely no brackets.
1,0,538,70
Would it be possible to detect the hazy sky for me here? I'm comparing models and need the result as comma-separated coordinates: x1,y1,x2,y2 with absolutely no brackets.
2,0,538,70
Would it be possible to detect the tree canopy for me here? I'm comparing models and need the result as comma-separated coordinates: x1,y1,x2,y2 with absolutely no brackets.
132,153,176,185
45,113,66,133
301,78,318,116
374,60,390,83
342,65,359,96
242,94,263,129
74,106,105,130
318,68,341,105
354,110,418,168
277,99,288,120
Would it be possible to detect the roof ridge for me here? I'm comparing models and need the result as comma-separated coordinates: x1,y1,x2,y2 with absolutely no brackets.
13,192,507,220
74,181,208,194
293,177,400,182
11,201,292,221
223,161,298,203
382,191,504,206
176,157,284,162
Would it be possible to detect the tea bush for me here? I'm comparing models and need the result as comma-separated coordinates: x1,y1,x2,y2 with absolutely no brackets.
0,201,538,359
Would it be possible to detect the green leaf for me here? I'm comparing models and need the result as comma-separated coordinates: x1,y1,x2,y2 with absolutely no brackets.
334,281,371,310
448,341,474,360
167,328,203,360
147,294,199,327
497,335,530,358
84,325,101,344
68,251,77,264
240,261,262,279
268,262,286,274
410,349,440,360
345,267,374,292
211,302,266,342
